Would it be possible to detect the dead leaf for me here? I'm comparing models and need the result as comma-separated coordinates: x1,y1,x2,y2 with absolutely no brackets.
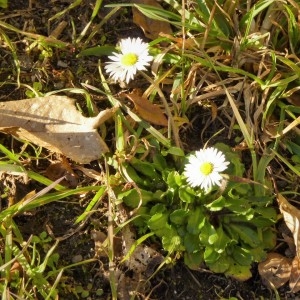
123,90,168,126
0,96,117,163
121,225,163,275
159,32,197,49
10,261,23,276
290,256,300,292
277,193,300,257
45,157,78,188
282,232,296,257
258,253,292,289
91,230,108,257
132,0,173,40
286,90,300,107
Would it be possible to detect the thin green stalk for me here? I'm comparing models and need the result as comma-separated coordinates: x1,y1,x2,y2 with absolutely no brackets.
223,84,263,196
105,159,118,300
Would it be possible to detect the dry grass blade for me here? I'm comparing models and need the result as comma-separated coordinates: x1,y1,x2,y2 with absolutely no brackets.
272,117,300,138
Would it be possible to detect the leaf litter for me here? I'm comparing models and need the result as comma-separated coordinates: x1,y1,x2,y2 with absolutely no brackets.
0,95,117,163
122,89,168,127
1,0,300,299
132,0,173,40
258,193,300,293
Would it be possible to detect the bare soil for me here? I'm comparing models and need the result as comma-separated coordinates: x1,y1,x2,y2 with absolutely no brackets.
0,1,299,299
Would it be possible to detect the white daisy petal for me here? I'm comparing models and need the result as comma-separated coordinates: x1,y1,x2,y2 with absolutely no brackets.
184,147,229,192
105,37,153,83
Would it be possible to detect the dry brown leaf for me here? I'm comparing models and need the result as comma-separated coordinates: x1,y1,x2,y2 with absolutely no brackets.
159,32,197,49
121,225,163,275
258,253,292,289
277,193,300,257
124,90,168,126
45,157,78,188
132,0,173,40
286,90,300,107
290,256,300,292
91,230,108,258
282,232,296,257
209,101,218,121
0,95,116,163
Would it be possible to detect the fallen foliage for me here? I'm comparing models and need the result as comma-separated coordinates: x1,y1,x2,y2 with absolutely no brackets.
0,95,116,163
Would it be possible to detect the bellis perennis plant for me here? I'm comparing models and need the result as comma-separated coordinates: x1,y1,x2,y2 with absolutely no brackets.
184,147,229,192
105,37,153,83
114,142,277,280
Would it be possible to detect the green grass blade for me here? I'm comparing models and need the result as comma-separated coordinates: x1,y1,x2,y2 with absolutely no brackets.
74,186,107,224
0,186,104,222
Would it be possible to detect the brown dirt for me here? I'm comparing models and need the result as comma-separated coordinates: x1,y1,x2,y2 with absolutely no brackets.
1,1,299,299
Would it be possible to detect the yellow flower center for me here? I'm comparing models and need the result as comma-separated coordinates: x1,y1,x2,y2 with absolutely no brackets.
121,53,138,66
200,162,214,176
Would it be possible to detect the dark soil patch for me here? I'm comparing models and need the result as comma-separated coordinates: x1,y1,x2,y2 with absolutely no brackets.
0,1,299,300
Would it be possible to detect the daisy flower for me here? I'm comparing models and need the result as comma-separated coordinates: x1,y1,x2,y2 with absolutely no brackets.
105,37,153,83
184,147,229,192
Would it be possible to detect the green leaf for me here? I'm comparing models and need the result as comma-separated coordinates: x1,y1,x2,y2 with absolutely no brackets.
240,0,275,30
184,251,203,270
261,228,277,250
179,186,195,203
206,196,226,211
130,158,160,180
212,227,231,252
166,170,182,187
161,146,185,157
249,246,267,263
131,207,150,229
150,203,167,215
132,3,181,25
225,262,252,281
224,196,252,215
0,0,7,9
199,221,217,246
282,4,300,50
187,208,205,235
148,211,171,237
162,234,183,253
227,184,252,197
206,253,230,273
230,224,261,248
232,247,252,266
123,164,145,186
170,209,189,225
77,45,116,57
251,216,276,227
119,188,161,208
75,186,106,224
153,153,168,171
204,247,220,265
184,233,201,253
246,195,274,207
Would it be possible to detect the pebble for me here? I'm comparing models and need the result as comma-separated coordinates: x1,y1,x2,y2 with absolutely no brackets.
72,254,83,263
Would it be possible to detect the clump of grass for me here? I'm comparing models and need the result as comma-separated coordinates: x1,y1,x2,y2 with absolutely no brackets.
100,0,300,288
